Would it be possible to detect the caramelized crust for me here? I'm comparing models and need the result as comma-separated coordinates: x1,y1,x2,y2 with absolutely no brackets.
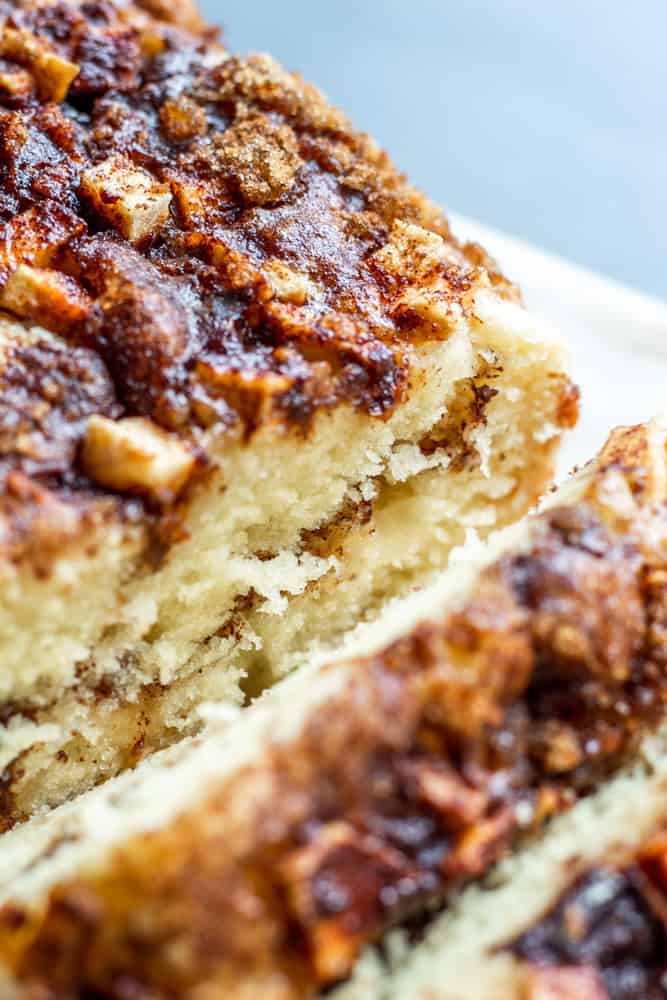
1,423,665,998
0,0,536,566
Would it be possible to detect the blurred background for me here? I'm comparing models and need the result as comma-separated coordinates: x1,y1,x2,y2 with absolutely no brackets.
199,0,665,299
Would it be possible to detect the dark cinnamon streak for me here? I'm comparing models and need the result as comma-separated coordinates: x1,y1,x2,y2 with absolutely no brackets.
2,480,666,997
510,837,667,1000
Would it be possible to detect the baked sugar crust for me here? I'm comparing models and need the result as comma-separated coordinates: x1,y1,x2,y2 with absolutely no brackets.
0,0,538,569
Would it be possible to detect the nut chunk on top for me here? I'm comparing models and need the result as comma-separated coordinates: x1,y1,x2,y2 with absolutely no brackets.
81,415,196,502
0,0,559,560
79,155,172,242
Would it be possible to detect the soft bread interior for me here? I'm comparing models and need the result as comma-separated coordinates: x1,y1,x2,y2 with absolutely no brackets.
0,288,572,824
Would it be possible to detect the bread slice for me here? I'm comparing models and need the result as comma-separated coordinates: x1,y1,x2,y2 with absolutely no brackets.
0,0,576,827
0,418,663,1000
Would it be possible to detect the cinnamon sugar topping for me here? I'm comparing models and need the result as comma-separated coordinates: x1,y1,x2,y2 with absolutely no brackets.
0,0,540,534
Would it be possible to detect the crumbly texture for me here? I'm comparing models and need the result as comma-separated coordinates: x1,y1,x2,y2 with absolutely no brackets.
0,1,576,824
0,420,663,1000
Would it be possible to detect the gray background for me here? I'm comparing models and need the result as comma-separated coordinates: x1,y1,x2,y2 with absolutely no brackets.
199,1,666,299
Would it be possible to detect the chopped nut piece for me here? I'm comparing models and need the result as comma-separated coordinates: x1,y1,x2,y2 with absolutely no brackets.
205,240,263,292
0,28,79,102
173,229,263,292
522,965,608,1000
198,365,291,396
442,807,516,880
397,284,464,329
280,821,416,983
372,221,472,337
539,722,584,774
0,265,91,332
168,173,227,229
79,156,172,242
372,220,455,280
0,206,85,279
402,760,487,827
264,259,316,305
0,66,33,98
196,362,291,426
81,416,195,502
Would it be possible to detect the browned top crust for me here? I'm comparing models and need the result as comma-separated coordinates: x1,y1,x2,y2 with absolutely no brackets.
0,0,531,551
1,423,664,998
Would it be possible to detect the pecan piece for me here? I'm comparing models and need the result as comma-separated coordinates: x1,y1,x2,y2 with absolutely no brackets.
81,416,195,502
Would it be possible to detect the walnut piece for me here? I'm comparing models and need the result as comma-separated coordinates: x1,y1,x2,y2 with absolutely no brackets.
402,760,487,827
79,156,172,242
279,821,415,983
196,362,291,426
0,265,91,332
204,239,263,291
372,221,470,335
397,283,465,328
159,96,208,143
81,416,195,502
264,259,316,305
372,220,453,280
0,27,79,102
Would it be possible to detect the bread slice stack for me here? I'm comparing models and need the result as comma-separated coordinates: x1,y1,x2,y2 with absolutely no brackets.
0,418,664,999
0,0,576,828
2,3,661,999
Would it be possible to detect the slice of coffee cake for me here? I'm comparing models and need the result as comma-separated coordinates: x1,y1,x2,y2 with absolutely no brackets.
0,419,662,1000
0,0,576,826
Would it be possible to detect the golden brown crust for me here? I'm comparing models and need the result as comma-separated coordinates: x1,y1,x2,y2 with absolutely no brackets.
1,423,664,998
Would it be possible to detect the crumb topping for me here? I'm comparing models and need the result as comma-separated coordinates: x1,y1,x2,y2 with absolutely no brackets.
0,0,546,560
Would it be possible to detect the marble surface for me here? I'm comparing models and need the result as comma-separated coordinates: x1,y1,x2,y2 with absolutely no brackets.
201,0,666,299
